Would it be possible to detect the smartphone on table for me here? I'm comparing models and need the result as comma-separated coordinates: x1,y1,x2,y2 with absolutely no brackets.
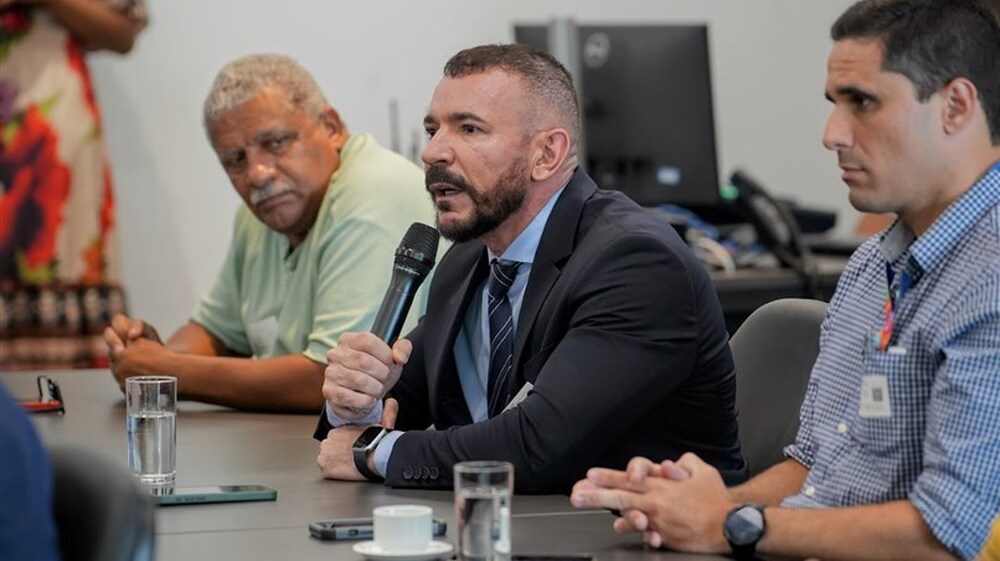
308,517,447,541
154,484,277,506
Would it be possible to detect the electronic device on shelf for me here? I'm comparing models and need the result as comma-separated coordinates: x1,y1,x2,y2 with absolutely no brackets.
729,169,824,298
515,23,721,208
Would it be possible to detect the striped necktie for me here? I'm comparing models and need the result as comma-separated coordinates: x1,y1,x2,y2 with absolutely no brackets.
486,259,520,417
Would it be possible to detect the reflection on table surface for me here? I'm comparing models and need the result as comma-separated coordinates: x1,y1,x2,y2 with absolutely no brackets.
1,370,728,561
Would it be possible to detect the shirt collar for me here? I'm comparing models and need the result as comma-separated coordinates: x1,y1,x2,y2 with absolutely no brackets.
487,183,568,264
880,159,1000,276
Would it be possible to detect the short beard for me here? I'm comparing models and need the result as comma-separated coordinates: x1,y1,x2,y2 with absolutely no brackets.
426,157,529,243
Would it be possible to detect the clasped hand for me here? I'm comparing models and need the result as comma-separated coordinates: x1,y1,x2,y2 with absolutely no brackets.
103,313,169,391
569,453,736,553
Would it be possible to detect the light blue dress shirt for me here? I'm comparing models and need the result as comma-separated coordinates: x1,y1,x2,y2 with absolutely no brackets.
452,187,565,422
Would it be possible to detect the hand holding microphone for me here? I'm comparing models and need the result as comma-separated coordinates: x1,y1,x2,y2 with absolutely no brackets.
323,223,439,420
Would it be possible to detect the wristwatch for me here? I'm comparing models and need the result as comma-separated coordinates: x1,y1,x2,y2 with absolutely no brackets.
352,426,388,482
723,503,766,560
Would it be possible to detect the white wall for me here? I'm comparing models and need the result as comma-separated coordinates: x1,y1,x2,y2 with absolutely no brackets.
88,0,858,331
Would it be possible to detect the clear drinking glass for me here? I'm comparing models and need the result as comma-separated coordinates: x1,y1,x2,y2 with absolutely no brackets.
454,461,513,561
125,376,177,485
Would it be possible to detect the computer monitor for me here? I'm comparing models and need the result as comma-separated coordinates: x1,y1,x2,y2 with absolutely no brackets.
514,24,721,207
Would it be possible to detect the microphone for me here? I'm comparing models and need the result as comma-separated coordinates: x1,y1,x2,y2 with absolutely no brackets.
370,222,440,344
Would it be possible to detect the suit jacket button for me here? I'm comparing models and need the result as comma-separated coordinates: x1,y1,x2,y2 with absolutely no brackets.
403,466,414,480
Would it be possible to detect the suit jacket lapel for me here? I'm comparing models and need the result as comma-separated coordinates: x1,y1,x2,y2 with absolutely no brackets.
512,169,598,377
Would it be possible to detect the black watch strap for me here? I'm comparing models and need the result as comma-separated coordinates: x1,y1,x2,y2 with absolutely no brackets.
730,542,758,561
352,445,385,482
352,426,388,483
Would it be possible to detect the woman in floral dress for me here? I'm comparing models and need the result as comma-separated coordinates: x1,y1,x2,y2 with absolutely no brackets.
0,0,146,370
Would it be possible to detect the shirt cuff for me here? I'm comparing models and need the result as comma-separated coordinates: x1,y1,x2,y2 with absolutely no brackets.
324,401,383,427
373,430,403,477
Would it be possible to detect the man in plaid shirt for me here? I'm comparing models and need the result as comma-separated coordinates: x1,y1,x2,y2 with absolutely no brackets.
570,1,1000,559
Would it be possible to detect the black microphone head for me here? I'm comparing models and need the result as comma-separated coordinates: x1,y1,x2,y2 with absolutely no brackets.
394,222,440,278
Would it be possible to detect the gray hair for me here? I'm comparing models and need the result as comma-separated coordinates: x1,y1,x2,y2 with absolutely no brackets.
203,53,329,131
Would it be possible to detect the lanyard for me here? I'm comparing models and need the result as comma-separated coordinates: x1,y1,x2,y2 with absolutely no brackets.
877,263,910,351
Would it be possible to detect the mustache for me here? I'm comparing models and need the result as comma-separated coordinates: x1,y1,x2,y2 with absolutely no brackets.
425,165,473,193
250,184,294,206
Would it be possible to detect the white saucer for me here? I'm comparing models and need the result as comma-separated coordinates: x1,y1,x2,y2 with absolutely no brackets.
352,540,454,561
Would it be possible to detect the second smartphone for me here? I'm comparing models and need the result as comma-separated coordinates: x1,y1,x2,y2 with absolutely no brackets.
309,518,447,541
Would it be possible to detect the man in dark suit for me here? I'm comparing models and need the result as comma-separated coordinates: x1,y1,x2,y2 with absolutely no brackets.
314,43,745,494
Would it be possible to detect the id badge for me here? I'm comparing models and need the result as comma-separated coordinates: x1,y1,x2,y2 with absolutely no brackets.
859,374,892,418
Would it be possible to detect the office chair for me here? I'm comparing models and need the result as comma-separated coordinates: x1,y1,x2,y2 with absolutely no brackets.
50,446,155,561
730,298,827,476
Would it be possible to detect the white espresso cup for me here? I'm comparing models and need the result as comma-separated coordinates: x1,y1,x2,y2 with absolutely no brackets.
372,504,433,553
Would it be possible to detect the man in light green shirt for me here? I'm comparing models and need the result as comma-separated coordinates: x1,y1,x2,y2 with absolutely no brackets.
103,54,436,412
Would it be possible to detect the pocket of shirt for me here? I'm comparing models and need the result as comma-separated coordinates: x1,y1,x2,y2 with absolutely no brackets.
850,348,932,455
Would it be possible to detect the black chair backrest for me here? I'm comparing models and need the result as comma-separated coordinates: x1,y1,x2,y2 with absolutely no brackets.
49,446,155,561
731,298,827,476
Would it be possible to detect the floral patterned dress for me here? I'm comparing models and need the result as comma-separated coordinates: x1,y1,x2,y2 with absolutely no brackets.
0,0,146,370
